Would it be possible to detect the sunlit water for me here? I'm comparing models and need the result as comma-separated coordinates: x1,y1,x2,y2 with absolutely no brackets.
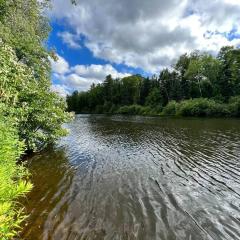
21,115,240,240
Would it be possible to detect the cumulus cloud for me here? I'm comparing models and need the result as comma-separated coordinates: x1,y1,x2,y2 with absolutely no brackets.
50,84,70,97
72,64,129,80
50,55,130,94
58,31,81,49
50,0,240,72
49,54,69,74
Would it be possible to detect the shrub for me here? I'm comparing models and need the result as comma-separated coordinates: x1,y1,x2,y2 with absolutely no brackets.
228,96,240,117
177,98,227,117
116,105,154,115
141,106,153,115
117,105,141,115
0,43,71,151
161,98,229,117
162,101,178,116
177,98,213,116
0,110,32,240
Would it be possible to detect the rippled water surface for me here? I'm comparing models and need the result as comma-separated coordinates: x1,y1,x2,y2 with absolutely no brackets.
21,115,240,240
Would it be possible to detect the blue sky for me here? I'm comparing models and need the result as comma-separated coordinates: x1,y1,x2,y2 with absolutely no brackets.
49,0,240,96
48,22,146,74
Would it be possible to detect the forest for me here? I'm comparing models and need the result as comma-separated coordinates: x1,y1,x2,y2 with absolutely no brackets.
67,47,240,117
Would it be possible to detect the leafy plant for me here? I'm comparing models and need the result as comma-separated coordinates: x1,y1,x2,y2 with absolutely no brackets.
162,101,178,116
0,109,32,240
0,1,72,238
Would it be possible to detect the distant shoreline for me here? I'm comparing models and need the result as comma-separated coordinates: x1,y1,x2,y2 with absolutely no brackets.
70,97,240,118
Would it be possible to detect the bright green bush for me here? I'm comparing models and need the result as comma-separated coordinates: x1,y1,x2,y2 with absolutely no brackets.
117,105,141,115
178,98,211,116
161,98,230,117
228,96,240,117
176,98,229,117
116,105,155,115
0,110,32,240
0,43,71,151
162,101,178,116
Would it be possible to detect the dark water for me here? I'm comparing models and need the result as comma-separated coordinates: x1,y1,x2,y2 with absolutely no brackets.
21,115,240,240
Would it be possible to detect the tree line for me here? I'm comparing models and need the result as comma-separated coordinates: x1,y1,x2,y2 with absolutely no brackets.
67,46,240,117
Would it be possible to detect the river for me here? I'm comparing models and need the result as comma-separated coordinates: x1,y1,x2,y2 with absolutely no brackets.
21,115,240,240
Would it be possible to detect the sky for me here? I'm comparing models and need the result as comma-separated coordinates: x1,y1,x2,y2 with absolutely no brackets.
48,0,240,97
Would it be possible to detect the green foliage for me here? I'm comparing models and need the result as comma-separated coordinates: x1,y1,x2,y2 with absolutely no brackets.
176,98,225,117
0,0,71,151
217,47,240,99
0,110,32,240
162,101,178,116
145,87,162,107
116,105,152,115
184,54,220,98
228,96,240,117
161,98,231,117
0,42,70,150
67,46,240,118
0,0,72,238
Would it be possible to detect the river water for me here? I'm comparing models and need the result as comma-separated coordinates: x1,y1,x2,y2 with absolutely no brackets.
21,115,240,240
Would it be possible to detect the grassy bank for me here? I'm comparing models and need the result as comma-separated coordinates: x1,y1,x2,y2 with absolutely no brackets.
0,117,32,240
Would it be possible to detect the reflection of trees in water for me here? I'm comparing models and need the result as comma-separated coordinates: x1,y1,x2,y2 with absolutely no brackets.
20,116,240,240
20,146,75,239
86,116,240,160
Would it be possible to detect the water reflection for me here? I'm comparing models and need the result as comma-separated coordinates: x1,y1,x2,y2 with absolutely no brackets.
21,115,240,240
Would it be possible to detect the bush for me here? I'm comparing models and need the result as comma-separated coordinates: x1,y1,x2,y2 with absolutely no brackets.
178,98,210,116
117,105,142,115
0,111,32,240
161,98,230,117
228,96,240,117
162,101,178,116
116,105,155,115
177,98,228,117
0,40,70,151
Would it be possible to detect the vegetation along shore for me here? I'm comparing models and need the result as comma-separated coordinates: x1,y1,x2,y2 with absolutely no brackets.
0,1,70,239
67,47,240,117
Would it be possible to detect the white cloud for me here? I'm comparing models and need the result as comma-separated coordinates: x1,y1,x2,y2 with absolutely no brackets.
50,0,240,72
50,55,130,93
72,64,129,80
58,31,81,49
50,84,70,97
49,54,69,74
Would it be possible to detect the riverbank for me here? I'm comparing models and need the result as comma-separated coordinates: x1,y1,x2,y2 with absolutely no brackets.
74,97,240,118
